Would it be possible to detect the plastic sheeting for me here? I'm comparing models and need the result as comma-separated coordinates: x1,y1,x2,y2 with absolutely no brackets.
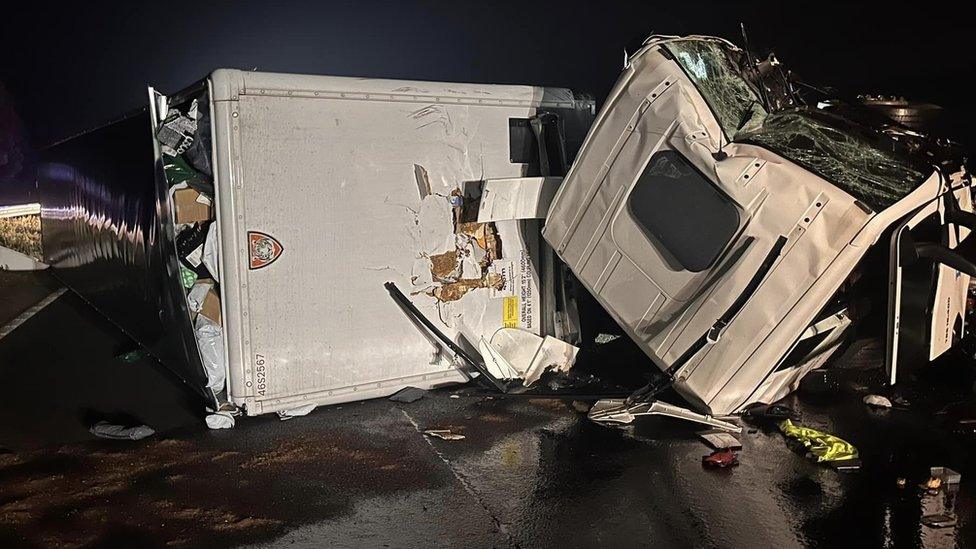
205,411,235,429
779,419,858,463
202,222,219,282
89,421,155,440
194,314,226,392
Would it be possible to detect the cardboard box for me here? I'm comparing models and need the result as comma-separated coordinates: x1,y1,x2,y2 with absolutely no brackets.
174,188,213,224
199,288,222,324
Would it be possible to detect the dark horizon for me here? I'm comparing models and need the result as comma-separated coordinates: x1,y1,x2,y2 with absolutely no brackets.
2,1,974,202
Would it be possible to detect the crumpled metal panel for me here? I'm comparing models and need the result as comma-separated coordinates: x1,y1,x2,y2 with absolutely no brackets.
37,111,212,405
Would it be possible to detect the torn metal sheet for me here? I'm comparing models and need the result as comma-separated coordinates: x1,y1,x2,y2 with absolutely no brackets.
698,431,742,450
477,177,563,222
588,399,741,433
479,328,579,386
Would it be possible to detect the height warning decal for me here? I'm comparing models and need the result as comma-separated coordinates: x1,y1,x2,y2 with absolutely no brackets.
248,231,283,270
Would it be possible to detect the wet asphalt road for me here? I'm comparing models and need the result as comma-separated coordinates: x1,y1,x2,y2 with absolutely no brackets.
1,272,975,547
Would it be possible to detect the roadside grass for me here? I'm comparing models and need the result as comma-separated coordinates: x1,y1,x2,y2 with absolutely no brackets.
0,214,42,260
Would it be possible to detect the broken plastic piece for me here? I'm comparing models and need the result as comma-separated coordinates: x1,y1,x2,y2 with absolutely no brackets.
863,394,893,408
476,177,562,222
89,421,155,441
594,333,621,344
702,449,739,469
588,399,742,433
277,403,316,420
779,419,858,463
479,328,579,386
698,431,742,450
205,411,235,429
389,387,427,403
424,429,465,441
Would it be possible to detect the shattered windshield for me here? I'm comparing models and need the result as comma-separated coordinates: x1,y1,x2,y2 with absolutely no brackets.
665,39,929,211
665,40,767,138
737,111,927,210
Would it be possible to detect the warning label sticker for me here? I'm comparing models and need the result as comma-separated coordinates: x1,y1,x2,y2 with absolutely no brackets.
503,296,519,328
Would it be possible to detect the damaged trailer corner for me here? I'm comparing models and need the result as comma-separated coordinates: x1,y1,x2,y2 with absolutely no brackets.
38,69,596,419
543,34,974,417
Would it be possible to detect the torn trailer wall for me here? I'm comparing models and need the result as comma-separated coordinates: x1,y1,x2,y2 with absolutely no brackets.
544,35,973,416
39,69,595,418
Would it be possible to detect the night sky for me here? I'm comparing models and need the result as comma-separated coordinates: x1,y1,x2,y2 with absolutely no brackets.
1,0,973,202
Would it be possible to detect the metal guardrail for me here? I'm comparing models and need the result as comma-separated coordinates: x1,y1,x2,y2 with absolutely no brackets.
0,203,41,219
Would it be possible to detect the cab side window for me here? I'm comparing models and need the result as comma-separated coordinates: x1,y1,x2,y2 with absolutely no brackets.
628,151,739,272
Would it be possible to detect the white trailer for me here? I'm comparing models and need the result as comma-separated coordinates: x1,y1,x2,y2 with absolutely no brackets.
146,71,594,415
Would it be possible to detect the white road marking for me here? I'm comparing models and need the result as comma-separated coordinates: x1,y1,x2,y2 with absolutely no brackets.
0,288,68,342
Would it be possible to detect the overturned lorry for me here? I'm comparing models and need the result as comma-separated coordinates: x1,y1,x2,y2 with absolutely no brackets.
37,34,973,424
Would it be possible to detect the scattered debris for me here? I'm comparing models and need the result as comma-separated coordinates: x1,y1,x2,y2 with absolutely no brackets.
388,387,427,403
424,429,465,441
778,419,858,464
571,400,591,413
698,431,742,450
480,328,580,386
594,333,622,345
89,421,155,441
702,449,739,469
205,411,235,429
742,403,798,422
863,394,893,408
449,394,460,399
931,466,962,485
921,514,958,528
589,399,741,432
277,404,317,421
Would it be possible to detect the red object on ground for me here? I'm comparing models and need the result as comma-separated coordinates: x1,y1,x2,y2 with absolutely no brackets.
702,449,739,468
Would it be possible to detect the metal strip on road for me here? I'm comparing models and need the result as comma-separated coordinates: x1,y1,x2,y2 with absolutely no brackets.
0,288,68,342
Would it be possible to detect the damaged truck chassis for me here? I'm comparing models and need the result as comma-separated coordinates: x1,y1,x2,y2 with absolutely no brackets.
37,34,974,429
